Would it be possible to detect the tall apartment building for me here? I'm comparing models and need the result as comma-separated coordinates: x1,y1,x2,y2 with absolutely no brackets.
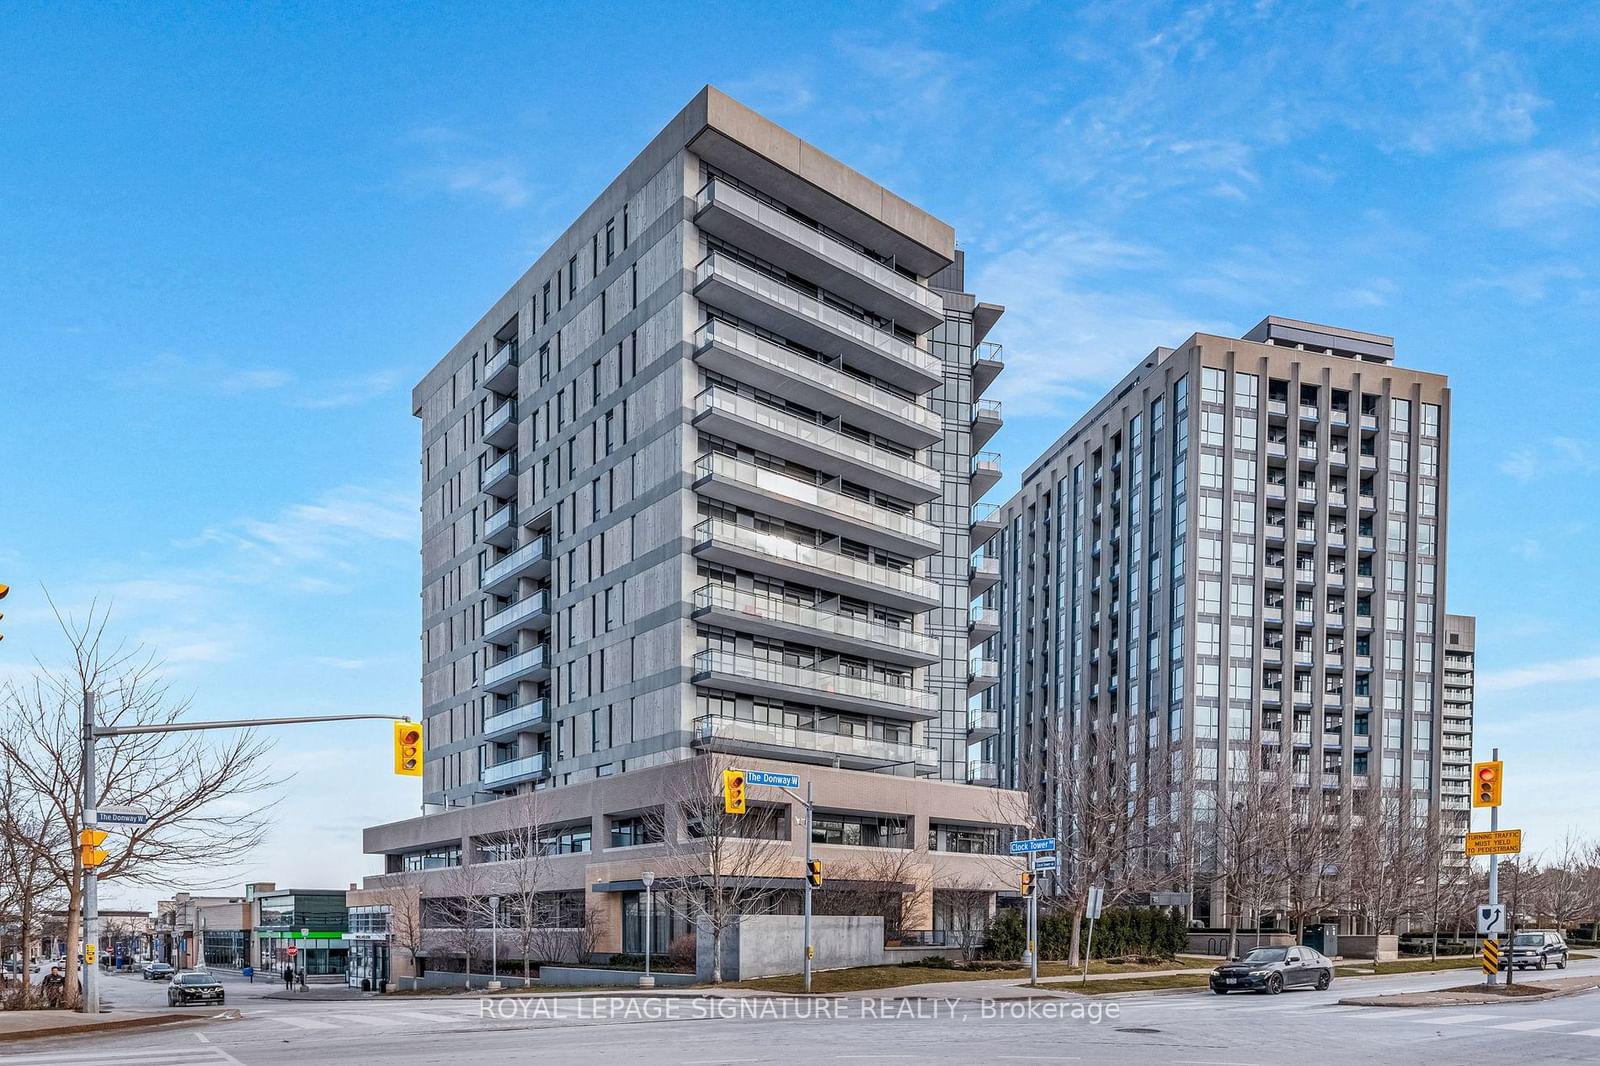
1440,613,1476,860
982,317,1452,923
366,88,1023,962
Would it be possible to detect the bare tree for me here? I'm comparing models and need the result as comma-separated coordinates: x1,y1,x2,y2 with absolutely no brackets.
0,768,66,1008
424,861,495,984
814,845,925,943
644,754,789,983
368,872,427,983
1345,783,1435,956
1535,832,1591,932
1272,777,1352,943
482,792,554,979
930,872,993,963
0,600,278,1007
1212,753,1292,958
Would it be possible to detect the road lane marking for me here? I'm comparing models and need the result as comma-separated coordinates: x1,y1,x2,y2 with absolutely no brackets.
1491,1018,1577,1031
1411,1013,1499,1025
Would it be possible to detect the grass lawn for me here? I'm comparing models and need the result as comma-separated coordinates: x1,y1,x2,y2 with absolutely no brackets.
1054,974,1212,995
733,955,1214,995
1335,957,1481,977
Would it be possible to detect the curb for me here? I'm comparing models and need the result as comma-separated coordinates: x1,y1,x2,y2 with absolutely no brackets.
1339,979,1600,1009
0,1009,232,1043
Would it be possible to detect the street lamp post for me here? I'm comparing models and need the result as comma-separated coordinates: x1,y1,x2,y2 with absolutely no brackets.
488,896,501,991
639,872,655,990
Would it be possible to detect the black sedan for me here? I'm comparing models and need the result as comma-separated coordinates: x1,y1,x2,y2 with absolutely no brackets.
167,970,225,1006
142,961,175,981
1210,946,1334,995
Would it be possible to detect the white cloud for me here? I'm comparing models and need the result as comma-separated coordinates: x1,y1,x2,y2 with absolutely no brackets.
195,485,414,570
1497,448,1539,481
1480,654,1600,692
1490,143,1600,228
291,369,404,410
436,161,532,209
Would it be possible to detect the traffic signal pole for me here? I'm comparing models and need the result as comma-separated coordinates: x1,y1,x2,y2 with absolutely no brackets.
77,707,413,1012
803,778,813,995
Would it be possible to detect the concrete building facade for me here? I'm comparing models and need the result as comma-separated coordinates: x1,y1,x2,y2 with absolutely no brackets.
1441,613,1476,862
365,87,1025,971
982,317,1453,923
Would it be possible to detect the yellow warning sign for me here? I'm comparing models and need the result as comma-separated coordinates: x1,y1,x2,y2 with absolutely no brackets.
1465,829,1522,857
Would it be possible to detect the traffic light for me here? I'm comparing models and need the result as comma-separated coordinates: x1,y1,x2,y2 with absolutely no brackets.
0,582,9,641
79,829,108,870
806,859,823,888
1472,760,1503,808
722,769,746,814
394,721,423,776
1020,872,1035,897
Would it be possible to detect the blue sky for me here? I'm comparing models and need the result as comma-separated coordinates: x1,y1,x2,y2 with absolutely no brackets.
4,1,1598,906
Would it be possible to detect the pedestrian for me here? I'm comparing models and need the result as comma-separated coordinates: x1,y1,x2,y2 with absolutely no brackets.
282,963,293,990
296,968,307,992
42,965,64,1008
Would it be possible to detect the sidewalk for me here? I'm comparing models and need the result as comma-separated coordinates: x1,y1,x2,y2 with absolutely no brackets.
0,1008,232,1042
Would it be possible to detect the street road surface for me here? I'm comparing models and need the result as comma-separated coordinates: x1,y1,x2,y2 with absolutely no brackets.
3,960,1597,1065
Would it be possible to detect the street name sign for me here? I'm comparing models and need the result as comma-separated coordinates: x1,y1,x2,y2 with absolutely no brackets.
744,770,801,788
1465,829,1522,857
89,806,150,826
1009,837,1056,855
1033,856,1059,872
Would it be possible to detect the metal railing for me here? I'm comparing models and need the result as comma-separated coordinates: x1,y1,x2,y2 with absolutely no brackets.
693,519,937,603
694,713,935,769
692,649,938,713
692,583,938,658
695,453,939,547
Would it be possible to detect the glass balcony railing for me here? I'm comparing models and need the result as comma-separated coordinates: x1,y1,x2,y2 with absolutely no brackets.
483,698,548,735
481,751,547,786
695,453,939,548
694,518,937,604
695,320,940,435
484,645,549,689
974,399,1002,420
693,649,938,714
484,590,549,636
695,252,939,379
696,180,945,320
695,388,938,492
693,584,938,658
480,536,550,589
967,708,999,733
968,760,999,784
485,502,514,539
485,343,518,381
975,341,1004,365
483,398,515,439
481,451,515,489
694,714,935,770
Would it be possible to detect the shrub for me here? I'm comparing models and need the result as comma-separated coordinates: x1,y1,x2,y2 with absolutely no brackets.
666,933,697,970
981,910,1027,961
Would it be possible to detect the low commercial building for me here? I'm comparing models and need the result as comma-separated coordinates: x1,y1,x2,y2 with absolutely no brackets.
253,887,349,976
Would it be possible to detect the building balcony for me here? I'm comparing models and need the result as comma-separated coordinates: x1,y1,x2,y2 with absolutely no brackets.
1297,488,1317,505
1359,453,1378,472
1267,439,1288,459
973,342,1004,397
484,502,517,548
1266,522,1286,542
1268,398,1289,418
972,399,1003,448
968,760,999,786
480,450,517,499
971,451,1002,498
1264,605,1284,625
692,518,938,612
483,590,550,641
1265,564,1286,583
971,502,1002,547
1358,493,1377,512
969,657,1000,693
693,252,941,393
483,644,550,693
1264,645,1283,665
970,553,1000,595
482,698,550,741
1357,535,1376,552
969,607,999,643
693,452,941,558
1267,482,1287,502
483,398,517,448
967,708,999,740
1329,449,1348,469
484,343,518,394
694,178,946,333
1297,445,1318,464
693,714,936,775
479,535,551,595
692,649,939,722
691,583,939,667
1300,404,1320,422
1294,566,1316,586
693,387,940,502
481,751,548,788
692,321,942,448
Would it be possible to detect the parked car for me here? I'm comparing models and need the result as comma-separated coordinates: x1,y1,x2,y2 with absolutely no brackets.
1210,945,1335,995
167,970,225,1006
143,961,176,981
1506,931,1568,970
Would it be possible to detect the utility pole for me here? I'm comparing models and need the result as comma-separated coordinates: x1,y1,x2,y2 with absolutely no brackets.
80,692,99,1015
803,779,813,995
1486,746,1500,987
77,707,414,1012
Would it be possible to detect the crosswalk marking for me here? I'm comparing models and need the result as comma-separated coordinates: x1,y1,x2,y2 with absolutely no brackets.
325,1012,410,1027
1408,1012,1499,1025
1571,1027,1600,1036
0,1051,230,1066
276,1016,339,1030
1491,1018,1577,1031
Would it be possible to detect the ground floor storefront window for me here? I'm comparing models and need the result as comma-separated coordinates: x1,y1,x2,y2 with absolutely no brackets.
347,941,389,988
202,930,249,970
259,938,348,976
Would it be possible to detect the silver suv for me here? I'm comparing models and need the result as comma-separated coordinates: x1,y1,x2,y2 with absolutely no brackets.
1506,930,1568,970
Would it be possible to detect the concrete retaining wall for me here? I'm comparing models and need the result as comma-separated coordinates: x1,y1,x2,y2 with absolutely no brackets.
700,914,886,981
1337,934,1400,962
1186,931,1297,957
537,965,699,988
